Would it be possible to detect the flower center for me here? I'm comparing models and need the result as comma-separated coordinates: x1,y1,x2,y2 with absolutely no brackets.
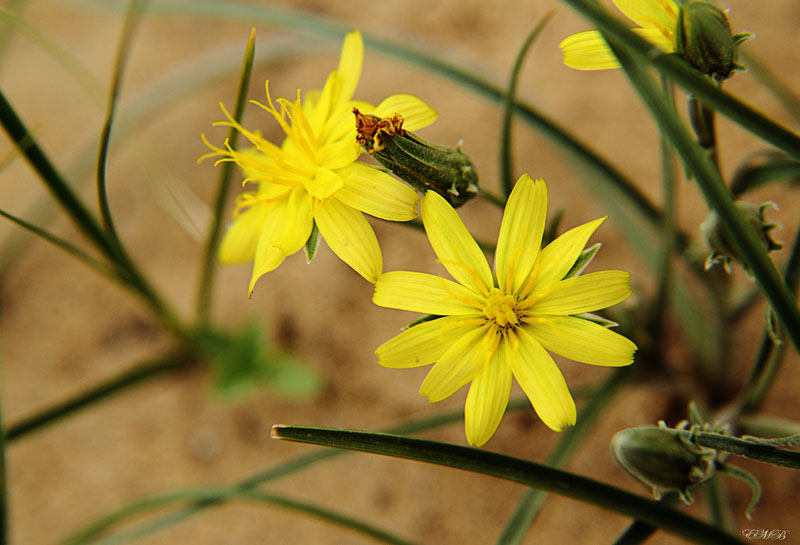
483,288,520,328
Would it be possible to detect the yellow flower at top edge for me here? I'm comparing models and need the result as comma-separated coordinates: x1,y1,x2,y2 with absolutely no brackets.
201,30,438,294
373,175,637,446
559,0,679,70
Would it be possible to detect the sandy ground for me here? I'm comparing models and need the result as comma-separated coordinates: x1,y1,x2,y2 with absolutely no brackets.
1,0,800,544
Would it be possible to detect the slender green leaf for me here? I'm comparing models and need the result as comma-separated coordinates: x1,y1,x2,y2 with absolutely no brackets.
694,431,800,469
5,353,193,442
740,50,800,126
196,28,256,319
500,11,553,197
272,426,745,545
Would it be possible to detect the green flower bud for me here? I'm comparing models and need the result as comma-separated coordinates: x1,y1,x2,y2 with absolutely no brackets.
610,425,717,503
354,109,479,207
674,1,751,81
702,201,782,275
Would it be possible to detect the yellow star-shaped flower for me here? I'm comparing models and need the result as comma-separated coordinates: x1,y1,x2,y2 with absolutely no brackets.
373,175,637,446
202,30,437,294
559,0,679,70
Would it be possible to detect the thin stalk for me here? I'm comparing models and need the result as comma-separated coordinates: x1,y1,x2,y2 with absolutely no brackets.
688,97,720,171
478,187,506,209
495,368,630,545
499,11,554,198
96,0,148,250
650,75,677,358
272,426,745,545
196,28,255,319
604,33,800,355
0,391,9,545
693,431,800,468
611,493,680,545
5,352,193,442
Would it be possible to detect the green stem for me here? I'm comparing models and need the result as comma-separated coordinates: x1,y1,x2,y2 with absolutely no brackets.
0,392,9,545
196,28,256,320
693,431,800,468
495,368,630,545
605,33,800,356
272,426,745,545
5,353,193,442
499,11,554,198
96,0,148,249
611,493,680,545
478,187,506,209
704,476,734,534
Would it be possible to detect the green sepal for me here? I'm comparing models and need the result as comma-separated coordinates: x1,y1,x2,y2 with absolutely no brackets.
565,242,601,278
304,220,321,263
406,314,443,329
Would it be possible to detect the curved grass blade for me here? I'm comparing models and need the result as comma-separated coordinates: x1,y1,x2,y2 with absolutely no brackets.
5,352,193,442
196,28,255,319
559,0,800,159
740,51,800,126
604,33,800,355
96,0,148,251
500,11,554,198
0,207,113,279
61,487,420,545
272,425,745,545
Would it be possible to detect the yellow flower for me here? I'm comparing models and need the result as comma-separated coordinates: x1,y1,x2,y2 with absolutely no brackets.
202,30,437,294
373,175,637,446
559,0,679,70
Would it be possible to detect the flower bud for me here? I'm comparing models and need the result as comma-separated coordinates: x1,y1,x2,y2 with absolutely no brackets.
610,425,717,503
702,201,782,275
354,109,479,207
674,1,751,81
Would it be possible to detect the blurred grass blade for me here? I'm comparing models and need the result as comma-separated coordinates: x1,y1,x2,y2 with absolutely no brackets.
196,28,256,319
495,369,630,545
96,0,148,250
272,425,745,545
62,487,420,545
500,11,553,198
57,398,529,545
5,352,193,442
0,90,117,257
0,207,113,278
0,390,8,545
604,34,800,355
559,0,800,160
729,152,800,196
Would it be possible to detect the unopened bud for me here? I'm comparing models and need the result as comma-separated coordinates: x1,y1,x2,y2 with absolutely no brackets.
354,109,479,207
610,425,717,503
702,201,781,275
675,1,751,81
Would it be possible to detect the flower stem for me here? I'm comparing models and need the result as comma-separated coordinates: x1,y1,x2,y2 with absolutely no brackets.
196,28,256,320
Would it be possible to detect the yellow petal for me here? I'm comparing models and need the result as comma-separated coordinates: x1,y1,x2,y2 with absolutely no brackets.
374,94,438,132
218,205,267,264
248,206,292,295
272,188,313,252
464,340,512,446
315,197,382,282
532,217,605,291
307,71,336,131
335,30,363,105
524,317,637,366
317,138,360,170
496,175,547,294
512,329,576,431
376,315,478,369
321,99,372,145
337,162,418,221
612,0,679,39
420,190,493,296
304,167,343,200
560,28,674,70
531,271,632,315
373,271,484,315
419,326,489,402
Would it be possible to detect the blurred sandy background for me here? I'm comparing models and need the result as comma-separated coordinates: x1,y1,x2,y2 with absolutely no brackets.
1,0,799,544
